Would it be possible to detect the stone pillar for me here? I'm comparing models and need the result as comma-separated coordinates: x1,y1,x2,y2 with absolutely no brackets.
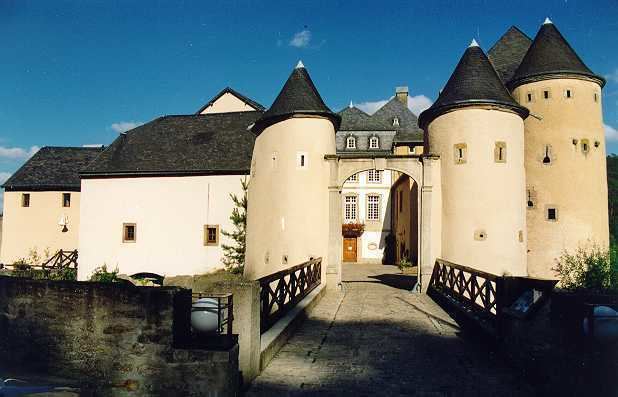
419,157,440,292
326,157,342,289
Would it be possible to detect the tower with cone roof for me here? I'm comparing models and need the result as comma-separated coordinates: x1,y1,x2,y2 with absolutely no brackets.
507,19,609,278
419,40,530,276
244,62,340,280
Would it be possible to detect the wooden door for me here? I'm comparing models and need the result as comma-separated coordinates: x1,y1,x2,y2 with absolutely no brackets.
343,238,357,262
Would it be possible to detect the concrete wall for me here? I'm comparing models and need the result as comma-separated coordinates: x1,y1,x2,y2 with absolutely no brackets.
200,92,258,114
0,276,239,396
1,191,81,265
392,175,418,265
513,78,609,278
245,117,335,280
428,107,527,276
78,175,246,280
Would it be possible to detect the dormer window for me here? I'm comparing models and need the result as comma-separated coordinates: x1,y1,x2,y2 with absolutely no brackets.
393,117,400,127
346,136,356,149
369,136,379,149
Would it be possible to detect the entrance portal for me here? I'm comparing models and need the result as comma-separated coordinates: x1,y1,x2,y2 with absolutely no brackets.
342,238,357,262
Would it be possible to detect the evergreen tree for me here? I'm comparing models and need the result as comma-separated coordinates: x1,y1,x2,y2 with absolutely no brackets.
221,177,248,274
608,154,618,242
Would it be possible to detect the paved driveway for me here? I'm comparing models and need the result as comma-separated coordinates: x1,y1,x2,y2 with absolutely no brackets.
247,263,534,396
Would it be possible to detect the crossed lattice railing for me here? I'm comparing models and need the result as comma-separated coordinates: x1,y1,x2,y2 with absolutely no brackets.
258,258,322,333
0,249,78,271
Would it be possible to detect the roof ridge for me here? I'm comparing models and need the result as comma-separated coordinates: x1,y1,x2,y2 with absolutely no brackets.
195,87,265,114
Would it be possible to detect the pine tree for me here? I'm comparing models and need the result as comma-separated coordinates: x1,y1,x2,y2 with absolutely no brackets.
221,177,248,274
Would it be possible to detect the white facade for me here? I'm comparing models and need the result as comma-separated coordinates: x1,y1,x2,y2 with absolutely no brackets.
341,170,392,262
77,174,246,280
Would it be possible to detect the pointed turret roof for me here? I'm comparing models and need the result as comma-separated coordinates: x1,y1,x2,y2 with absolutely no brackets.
488,26,532,84
509,20,605,88
418,43,528,130
252,62,340,133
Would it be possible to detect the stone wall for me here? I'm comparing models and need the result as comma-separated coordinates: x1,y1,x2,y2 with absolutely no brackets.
0,276,239,396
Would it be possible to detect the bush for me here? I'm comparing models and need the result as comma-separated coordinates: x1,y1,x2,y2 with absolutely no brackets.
554,244,618,293
398,258,413,271
89,264,119,283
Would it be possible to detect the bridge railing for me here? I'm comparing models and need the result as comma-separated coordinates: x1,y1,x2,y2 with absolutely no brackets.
258,257,322,333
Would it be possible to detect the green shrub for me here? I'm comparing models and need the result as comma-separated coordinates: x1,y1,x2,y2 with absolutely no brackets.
89,264,119,283
554,244,618,292
398,258,413,271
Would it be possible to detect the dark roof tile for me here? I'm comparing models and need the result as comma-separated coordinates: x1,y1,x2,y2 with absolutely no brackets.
372,98,424,143
488,26,532,84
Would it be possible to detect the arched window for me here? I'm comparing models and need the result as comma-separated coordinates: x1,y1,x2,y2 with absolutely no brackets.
393,117,400,127
346,136,356,149
369,136,379,149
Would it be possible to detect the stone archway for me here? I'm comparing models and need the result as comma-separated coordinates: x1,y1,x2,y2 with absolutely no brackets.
324,154,441,292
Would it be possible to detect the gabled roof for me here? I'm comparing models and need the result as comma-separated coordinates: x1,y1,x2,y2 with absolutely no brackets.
253,63,340,133
82,111,261,177
488,26,532,84
195,87,265,114
372,98,424,143
3,146,104,191
338,106,388,131
418,42,528,130
509,20,605,88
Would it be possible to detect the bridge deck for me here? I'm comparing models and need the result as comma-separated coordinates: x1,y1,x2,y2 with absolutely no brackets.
247,263,533,396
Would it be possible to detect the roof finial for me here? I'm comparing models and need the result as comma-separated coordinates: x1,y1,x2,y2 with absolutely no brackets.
295,60,305,69
543,17,553,25
469,39,479,48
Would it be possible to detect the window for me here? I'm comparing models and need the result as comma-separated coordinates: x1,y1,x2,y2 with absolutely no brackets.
393,117,400,127
296,152,308,169
546,207,558,222
347,173,358,183
594,92,599,103
581,139,590,154
494,142,506,163
564,89,573,99
527,188,536,208
367,169,382,183
369,136,379,149
123,223,136,243
204,225,219,246
367,195,380,221
526,92,534,103
543,90,551,99
454,143,467,164
346,136,356,149
21,193,30,208
62,193,71,207
344,195,357,222
542,145,552,165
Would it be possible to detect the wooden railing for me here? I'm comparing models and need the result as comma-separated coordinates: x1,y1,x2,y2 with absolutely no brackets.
258,257,322,333
428,259,505,334
0,249,78,271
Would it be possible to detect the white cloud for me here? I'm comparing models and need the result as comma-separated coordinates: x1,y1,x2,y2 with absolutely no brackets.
82,144,104,148
111,121,143,133
0,145,40,161
605,69,618,83
605,123,618,142
0,171,12,211
355,94,433,116
289,30,311,48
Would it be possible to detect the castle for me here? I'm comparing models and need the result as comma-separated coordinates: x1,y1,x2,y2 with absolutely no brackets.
1,19,609,289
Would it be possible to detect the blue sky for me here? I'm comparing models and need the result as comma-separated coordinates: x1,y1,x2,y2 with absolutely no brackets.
1,0,617,190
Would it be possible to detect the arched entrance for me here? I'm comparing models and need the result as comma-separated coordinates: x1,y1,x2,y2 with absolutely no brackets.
324,154,441,292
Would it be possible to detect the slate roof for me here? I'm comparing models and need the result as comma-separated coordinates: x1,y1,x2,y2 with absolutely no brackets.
509,21,605,88
195,87,265,114
3,146,104,191
488,26,532,84
82,112,261,177
253,64,340,133
338,106,387,131
418,44,529,130
372,98,424,143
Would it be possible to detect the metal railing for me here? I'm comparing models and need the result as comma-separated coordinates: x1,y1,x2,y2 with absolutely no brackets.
191,292,234,337
258,257,322,333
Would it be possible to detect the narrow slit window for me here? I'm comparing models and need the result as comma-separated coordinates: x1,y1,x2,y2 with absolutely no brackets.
527,92,534,102
21,193,30,207
296,152,308,169
527,189,535,208
454,143,467,164
62,193,71,207
494,142,507,163
542,145,552,164
594,92,599,103
204,225,219,246
543,90,550,99
123,223,136,243
581,139,590,154
564,89,573,99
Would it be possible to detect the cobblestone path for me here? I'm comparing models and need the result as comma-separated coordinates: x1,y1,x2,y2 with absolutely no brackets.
246,263,534,396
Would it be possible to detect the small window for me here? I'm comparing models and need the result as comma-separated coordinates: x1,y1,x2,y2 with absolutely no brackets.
527,188,536,209
367,169,382,183
594,92,599,103
494,142,507,163
347,173,358,183
21,193,30,208
393,117,400,127
564,89,573,99
542,145,552,165
526,92,534,103
474,230,487,241
543,90,550,99
123,223,136,243
454,143,467,164
344,195,358,222
204,225,219,246
346,136,356,149
369,136,379,149
581,139,590,154
367,195,380,221
282,255,288,265
62,193,71,207
296,152,308,169
546,207,558,221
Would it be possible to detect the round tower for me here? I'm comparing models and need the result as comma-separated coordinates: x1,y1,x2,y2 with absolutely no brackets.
244,61,340,280
508,19,608,279
419,40,530,276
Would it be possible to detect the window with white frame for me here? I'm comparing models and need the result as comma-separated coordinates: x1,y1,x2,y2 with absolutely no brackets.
344,195,357,222
346,136,356,149
347,173,358,183
367,195,380,221
369,136,379,149
367,169,382,183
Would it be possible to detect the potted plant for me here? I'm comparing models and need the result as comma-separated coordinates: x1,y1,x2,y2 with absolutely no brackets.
342,223,365,238
398,258,416,275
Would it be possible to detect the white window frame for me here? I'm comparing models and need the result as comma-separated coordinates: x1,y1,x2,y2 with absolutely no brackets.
369,136,379,149
346,136,356,149
344,195,358,222
296,152,308,170
367,169,382,183
366,194,381,221
347,173,358,183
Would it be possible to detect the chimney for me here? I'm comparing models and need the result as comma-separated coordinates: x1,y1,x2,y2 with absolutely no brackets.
396,86,408,107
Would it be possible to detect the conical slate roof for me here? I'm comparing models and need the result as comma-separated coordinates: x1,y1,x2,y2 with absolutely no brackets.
488,26,532,84
509,20,605,88
253,62,340,133
418,42,528,130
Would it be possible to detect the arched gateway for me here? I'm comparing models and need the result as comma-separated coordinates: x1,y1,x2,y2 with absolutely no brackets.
324,153,441,291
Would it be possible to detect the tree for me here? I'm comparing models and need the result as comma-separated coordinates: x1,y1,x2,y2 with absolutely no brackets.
221,177,248,274
608,155,618,242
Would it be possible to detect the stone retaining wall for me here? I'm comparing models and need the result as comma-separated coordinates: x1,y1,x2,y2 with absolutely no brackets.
0,276,239,396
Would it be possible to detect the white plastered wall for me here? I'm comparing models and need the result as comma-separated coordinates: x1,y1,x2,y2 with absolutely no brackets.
200,92,258,114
